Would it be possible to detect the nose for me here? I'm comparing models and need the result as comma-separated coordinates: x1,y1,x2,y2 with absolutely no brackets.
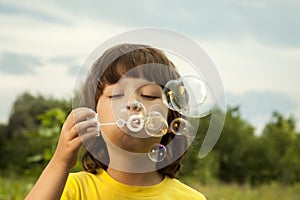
126,100,144,112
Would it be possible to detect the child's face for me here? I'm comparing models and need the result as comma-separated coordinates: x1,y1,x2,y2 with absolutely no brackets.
96,77,168,153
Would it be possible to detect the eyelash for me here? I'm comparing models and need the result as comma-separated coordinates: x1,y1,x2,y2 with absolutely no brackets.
108,94,124,99
141,94,159,100
109,94,159,100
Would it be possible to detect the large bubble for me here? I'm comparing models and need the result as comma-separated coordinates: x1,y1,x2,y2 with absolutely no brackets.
170,118,193,137
74,28,226,173
163,75,213,118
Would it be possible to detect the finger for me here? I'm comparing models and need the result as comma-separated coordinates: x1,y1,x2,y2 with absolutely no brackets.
79,130,100,143
76,120,99,135
70,137,83,151
65,121,99,140
64,108,96,131
73,108,96,123
67,119,98,140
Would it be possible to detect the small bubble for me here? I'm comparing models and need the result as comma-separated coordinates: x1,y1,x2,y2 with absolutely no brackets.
148,143,167,162
170,118,193,136
144,111,168,137
127,115,144,132
115,101,146,133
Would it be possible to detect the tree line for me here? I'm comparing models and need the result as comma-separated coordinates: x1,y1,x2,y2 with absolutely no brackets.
0,92,299,185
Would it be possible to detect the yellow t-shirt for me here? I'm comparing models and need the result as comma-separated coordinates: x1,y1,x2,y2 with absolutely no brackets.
61,169,206,200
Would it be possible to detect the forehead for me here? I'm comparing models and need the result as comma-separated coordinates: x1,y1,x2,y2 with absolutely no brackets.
119,76,152,86
112,63,179,86
103,77,160,92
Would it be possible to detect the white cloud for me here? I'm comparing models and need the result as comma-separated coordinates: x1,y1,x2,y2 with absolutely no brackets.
0,13,130,58
199,37,300,98
0,0,74,23
0,63,74,123
0,9,132,123
0,0,299,132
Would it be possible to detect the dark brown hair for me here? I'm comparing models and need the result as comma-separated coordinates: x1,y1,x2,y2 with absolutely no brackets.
77,43,188,178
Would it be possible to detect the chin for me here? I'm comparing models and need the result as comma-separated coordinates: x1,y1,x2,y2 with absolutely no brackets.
104,129,161,153
116,134,147,153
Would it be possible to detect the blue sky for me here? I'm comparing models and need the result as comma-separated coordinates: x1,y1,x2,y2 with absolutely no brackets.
0,0,299,133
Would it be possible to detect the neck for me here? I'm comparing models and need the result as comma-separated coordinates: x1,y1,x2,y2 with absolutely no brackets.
101,131,164,185
102,132,161,173
106,167,164,186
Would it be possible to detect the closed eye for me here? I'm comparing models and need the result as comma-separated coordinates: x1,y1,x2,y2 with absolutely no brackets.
109,94,124,99
141,94,160,100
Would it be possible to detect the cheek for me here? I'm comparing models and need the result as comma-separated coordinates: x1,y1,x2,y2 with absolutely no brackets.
146,100,169,119
97,106,114,122
96,99,114,123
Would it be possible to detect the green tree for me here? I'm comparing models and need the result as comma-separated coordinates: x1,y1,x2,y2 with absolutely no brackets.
1,92,71,175
281,134,300,183
6,92,71,138
260,112,298,182
179,111,222,184
214,106,255,183
0,124,8,169
27,108,66,163
240,136,270,185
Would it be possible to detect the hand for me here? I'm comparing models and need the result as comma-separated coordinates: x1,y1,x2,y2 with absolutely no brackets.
52,107,98,170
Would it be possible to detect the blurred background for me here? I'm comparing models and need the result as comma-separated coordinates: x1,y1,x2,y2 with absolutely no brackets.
0,0,299,199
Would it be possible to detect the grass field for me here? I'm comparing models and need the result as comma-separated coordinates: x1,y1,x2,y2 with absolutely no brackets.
188,180,300,200
1,175,300,200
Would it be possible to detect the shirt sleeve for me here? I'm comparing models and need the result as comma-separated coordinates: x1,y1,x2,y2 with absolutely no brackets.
60,174,79,200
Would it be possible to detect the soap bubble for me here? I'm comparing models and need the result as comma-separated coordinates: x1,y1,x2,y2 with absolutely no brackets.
73,28,226,173
115,101,146,133
148,143,167,162
170,118,193,136
163,79,188,112
115,107,130,127
149,104,168,118
126,114,144,132
144,111,168,137
77,109,101,139
163,75,212,118
123,100,146,119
